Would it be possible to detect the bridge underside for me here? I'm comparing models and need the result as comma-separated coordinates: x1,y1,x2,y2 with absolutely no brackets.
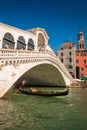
15,64,66,87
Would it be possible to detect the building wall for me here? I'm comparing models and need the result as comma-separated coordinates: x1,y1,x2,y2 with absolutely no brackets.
76,29,87,78
76,50,87,78
57,41,76,78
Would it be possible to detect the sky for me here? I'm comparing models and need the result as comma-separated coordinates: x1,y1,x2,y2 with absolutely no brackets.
0,0,87,52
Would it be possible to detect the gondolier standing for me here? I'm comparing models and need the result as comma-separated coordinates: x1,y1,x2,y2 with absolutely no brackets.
19,79,26,89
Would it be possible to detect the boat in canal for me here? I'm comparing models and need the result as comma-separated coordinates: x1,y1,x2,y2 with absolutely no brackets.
19,88,69,97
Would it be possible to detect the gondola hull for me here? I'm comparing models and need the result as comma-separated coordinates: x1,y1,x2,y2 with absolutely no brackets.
19,88,69,97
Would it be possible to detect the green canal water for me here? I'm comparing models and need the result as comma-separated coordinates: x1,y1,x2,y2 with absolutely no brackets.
0,87,87,130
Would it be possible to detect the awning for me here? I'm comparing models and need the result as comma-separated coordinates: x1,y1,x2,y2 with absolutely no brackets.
81,77,87,80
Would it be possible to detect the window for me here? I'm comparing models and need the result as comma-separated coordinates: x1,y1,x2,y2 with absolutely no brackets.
69,47,72,49
80,44,81,49
84,60,86,64
61,48,63,50
61,52,63,56
81,68,84,71
69,58,72,63
68,65,73,69
61,58,63,63
69,52,72,56
76,60,79,64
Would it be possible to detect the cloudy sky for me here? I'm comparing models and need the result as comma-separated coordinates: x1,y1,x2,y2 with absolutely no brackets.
0,0,87,52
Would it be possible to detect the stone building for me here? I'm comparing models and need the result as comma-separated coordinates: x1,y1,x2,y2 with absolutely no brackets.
57,41,76,78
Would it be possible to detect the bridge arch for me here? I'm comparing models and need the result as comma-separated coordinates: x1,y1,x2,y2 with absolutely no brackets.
14,60,71,86
2,32,15,49
27,38,34,50
16,63,66,87
38,33,45,47
17,36,26,50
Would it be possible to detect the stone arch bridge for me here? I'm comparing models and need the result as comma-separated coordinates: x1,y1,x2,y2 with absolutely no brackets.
0,49,74,97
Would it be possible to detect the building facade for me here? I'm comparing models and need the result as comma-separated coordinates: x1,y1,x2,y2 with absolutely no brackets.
57,41,76,78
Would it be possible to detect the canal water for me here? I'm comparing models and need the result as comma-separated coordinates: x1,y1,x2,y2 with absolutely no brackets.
0,87,87,130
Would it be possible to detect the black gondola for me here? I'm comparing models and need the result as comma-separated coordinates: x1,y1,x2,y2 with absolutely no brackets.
19,88,69,97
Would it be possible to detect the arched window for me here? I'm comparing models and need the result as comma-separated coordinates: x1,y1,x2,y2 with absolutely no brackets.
38,33,45,46
80,44,81,49
3,32,15,49
28,38,34,50
17,36,26,49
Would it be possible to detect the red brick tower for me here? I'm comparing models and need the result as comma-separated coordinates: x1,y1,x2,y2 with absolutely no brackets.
77,29,85,50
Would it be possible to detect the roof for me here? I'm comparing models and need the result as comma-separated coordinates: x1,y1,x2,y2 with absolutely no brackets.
59,41,75,48
27,27,49,39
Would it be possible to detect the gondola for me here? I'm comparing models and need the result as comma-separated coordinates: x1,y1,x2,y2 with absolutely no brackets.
19,88,69,97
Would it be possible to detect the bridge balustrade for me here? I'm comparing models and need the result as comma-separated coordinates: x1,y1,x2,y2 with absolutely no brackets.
0,49,65,70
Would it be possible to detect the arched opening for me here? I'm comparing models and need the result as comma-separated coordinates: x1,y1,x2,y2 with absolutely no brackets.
17,36,26,50
38,33,45,47
15,64,66,87
76,66,80,79
3,32,15,49
28,38,34,50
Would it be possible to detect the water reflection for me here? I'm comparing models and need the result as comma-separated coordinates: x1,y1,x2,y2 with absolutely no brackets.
0,98,14,129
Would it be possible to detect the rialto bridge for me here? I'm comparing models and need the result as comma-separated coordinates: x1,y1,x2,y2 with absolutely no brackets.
0,23,74,97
